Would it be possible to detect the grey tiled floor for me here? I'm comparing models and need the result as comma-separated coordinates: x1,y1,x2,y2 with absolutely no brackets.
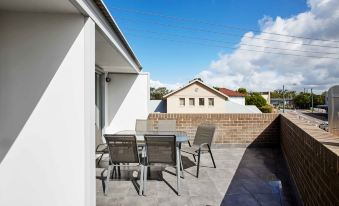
96,147,299,206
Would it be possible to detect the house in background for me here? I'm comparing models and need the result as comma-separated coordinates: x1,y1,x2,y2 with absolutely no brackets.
152,80,261,113
260,91,271,105
218,88,246,105
163,80,228,113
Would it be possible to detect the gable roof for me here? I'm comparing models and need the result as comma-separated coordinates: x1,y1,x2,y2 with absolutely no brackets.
219,88,245,97
163,80,229,99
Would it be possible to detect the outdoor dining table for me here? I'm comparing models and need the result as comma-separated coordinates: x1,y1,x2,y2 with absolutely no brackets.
114,130,189,195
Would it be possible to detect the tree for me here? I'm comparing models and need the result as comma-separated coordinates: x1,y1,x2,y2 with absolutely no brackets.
150,87,170,100
237,88,248,95
189,78,203,83
293,93,310,109
245,93,266,108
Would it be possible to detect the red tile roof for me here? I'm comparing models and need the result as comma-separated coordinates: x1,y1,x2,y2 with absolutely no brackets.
218,88,246,97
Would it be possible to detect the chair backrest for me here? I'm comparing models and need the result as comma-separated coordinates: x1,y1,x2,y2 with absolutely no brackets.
104,134,139,164
144,135,176,165
193,124,216,146
135,119,155,133
157,120,176,132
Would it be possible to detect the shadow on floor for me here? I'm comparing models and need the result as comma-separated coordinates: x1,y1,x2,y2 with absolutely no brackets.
220,147,301,206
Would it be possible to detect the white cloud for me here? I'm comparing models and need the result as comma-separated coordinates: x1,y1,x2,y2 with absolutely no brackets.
198,0,339,92
150,79,182,90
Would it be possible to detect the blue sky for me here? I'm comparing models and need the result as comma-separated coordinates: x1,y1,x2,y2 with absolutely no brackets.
105,0,308,86
103,0,339,93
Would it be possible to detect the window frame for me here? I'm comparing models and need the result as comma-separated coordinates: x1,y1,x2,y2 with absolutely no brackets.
189,98,195,106
208,98,214,106
199,98,205,106
179,98,185,106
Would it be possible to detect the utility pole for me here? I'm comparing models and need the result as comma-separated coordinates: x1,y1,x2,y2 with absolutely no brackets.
283,85,285,113
311,88,314,113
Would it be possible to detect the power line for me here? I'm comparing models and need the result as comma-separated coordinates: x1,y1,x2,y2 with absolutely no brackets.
117,17,339,49
110,6,339,44
123,27,339,56
125,32,339,60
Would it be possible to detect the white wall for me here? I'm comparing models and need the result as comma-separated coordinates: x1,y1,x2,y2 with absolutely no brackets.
104,73,149,133
0,12,95,206
229,97,245,105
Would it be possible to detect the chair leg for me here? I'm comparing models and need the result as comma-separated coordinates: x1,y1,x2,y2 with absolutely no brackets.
179,152,185,179
143,166,148,196
139,165,144,196
207,144,216,168
192,154,196,162
105,166,111,196
97,153,104,167
117,163,121,178
196,149,201,178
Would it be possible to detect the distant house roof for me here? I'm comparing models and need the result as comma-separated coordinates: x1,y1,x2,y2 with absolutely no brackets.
219,88,245,97
163,80,229,99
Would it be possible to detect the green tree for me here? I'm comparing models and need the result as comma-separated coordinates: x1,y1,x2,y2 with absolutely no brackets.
245,93,267,108
237,88,248,95
293,93,310,109
150,87,170,100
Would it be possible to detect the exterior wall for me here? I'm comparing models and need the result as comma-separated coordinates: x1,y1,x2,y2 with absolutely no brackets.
148,113,280,146
228,96,245,105
104,73,149,134
281,114,339,205
167,82,226,113
0,12,95,206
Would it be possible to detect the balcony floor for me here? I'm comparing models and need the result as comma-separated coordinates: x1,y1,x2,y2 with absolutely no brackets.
96,147,300,206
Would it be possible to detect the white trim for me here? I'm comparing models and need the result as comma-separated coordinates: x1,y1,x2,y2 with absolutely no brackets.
71,0,141,73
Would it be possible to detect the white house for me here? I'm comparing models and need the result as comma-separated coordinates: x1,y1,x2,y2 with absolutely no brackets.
0,1,149,206
218,88,246,105
161,80,260,114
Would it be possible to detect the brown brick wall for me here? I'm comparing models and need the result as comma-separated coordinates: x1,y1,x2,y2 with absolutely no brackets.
148,113,280,147
281,114,339,206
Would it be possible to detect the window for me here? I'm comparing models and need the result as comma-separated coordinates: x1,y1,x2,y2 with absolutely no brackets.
199,98,205,106
189,98,195,106
179,98,185,106
208,98,214,106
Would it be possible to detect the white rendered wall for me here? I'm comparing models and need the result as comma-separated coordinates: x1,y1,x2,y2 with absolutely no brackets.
104,73,149,134
229,97,245,105
0,12,95,206
167,82,226,113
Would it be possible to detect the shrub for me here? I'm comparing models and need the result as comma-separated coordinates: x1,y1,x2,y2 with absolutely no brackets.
260,105,273,113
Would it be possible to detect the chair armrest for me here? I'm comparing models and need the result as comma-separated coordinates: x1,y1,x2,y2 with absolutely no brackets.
187,140,192,147
96,143,107,152
199,143,209,150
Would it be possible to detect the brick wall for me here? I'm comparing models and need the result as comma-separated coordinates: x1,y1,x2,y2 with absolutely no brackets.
281,114,339,206
148,113,280,147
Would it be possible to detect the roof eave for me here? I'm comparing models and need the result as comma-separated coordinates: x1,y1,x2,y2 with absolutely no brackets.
93,0,142,71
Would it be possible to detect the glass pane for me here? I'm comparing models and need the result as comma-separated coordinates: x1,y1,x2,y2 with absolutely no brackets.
189,98,195,106
199,98,204,106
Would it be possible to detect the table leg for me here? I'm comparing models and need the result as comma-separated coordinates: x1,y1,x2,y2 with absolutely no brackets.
176,146,180,195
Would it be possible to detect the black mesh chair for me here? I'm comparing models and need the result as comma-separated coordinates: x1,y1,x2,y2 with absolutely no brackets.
181,124,216,178
144,135,181,195
104,134,144,196
135,119,155,133
157,120,176,132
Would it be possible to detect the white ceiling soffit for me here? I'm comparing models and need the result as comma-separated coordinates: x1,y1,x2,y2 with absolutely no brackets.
95,30,136,73
0,0,79,13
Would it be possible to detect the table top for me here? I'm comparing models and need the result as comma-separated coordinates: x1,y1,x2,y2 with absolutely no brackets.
114,130,189,143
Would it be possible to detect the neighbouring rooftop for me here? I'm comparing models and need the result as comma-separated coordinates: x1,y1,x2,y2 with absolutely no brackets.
96,147,299,206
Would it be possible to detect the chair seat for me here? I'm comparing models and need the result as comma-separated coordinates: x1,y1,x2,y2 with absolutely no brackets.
181,145,209,155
